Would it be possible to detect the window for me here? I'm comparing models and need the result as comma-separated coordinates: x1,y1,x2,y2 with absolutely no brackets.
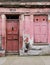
43,19,45,21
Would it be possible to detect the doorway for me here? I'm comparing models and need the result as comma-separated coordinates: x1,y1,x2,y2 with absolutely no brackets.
6,14,19,53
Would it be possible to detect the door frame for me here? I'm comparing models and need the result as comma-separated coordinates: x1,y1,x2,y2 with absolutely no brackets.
6,14,20,53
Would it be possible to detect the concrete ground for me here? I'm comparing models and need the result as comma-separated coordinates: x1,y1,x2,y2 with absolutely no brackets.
0,55,50,65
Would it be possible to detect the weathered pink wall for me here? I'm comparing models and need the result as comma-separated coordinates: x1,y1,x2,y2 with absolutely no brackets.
24,15,33,38
0,8,50,51
48,22,50,43
1,15,6,50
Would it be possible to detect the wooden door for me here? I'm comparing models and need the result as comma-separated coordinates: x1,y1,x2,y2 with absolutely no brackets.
34,15,48,44
6,19,19,52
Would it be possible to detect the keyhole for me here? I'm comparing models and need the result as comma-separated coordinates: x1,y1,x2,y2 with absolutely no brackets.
12,27,14,31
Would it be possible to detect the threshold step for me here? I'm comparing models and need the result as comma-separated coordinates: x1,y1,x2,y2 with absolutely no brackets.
6,52,19,55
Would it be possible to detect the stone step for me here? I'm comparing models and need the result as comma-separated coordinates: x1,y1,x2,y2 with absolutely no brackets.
30,45,48,50
6,52,18,55
20,49,42,56
20,45,50,56
27,50,42,55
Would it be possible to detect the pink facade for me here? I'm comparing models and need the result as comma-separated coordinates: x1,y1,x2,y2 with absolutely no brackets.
0,7,50,55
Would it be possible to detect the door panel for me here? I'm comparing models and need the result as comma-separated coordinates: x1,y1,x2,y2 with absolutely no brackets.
7,35,13,39
6,40,12,51
41,22,47,34
34,34,40,42
7,21,13,34
12,21,19,34
41,34,47,42
12,34,18,40
12,40,18,51
41,25,47,34
34,23,40,34
6,19,19,52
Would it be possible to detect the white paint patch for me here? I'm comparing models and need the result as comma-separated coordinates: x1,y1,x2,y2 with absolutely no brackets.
29,37,33,44
22,34,30,50
22,33,34,49
29,37,34,48
23,34,30,41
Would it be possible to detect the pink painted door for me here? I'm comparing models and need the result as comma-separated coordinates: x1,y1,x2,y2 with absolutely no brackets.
6,19,19,52
34,15,48,44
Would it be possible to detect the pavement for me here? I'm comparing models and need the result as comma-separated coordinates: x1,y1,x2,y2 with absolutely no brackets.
0,55,50,65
